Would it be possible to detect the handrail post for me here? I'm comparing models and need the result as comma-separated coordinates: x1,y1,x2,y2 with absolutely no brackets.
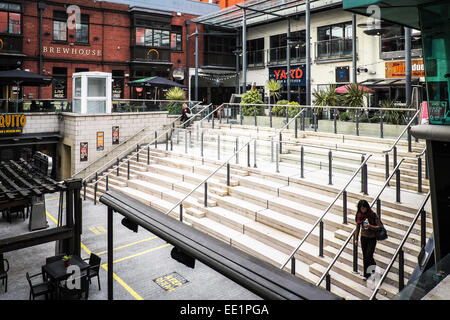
328,150,333,185
407,126,412,152
385,153,389,186
295,115,298,138
253,139,257,168
136,144,140,162
319,221,324,257
343,190,347,224
127,161,130,180
83,181,86,201
361,155,365,194
421,208,426,249
240,105,243,125
147,146,150,165
393,146,397,168
399,249,405,291
380,110,384,138
425,150,429,179
116,158,119,176
285,106,289,129
218,134,221,160
276,142,280,173
247,143,251,168
300,145,304,178
271,137,274,163
396,168,401,203
314,109,317,132
155,130,158,149
353,233,358,273
170,129,173,151
180,203,183,222
301,109,305,131
165,132,169,151
254,106,257,127
204,182,208,208
227,163,230,187
184,129,188,154
333,108,337,134
106,175,109,191
279,133,283,154
94,182,97,205
269,106,273,128
355,109,359,136
235,137,239,164
291,257,296,275
418,156,422,193
326,274,331,292
201,131,204,157
212,110,215,129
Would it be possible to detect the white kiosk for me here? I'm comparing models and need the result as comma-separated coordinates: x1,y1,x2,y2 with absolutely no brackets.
72,72,112,114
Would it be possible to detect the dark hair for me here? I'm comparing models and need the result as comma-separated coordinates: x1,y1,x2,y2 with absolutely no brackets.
356,199,371,214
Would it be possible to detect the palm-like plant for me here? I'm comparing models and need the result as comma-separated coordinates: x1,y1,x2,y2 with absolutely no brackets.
166,86,185,115
340,83,369,120
312,85,340,107
265,79,282,104
380,100,407,125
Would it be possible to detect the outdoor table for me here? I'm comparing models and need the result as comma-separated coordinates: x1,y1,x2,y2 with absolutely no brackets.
42,255,89,299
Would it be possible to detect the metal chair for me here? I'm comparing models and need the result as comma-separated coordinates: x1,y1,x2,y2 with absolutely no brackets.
84,253,101,290
59,269,90,300
0,254,9,293
26,272,53,300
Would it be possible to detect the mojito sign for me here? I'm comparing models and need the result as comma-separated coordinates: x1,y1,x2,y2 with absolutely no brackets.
269,65,306,86
0,114,27,134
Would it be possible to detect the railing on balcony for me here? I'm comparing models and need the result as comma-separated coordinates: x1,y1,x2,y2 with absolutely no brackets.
0,99,72,113
204,52,235,68
315,38,353,60
267,45,306,65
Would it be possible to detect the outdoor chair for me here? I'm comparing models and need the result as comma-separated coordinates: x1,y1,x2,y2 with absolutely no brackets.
84,253,101,290
42,254,65,282
59,269,90,300
0,254,9,293
26,272,53,300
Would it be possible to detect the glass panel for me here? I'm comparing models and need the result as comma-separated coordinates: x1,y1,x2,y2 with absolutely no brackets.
87,78,106,97
53,21,67,41
87,100,106,114
145,28,153,46
8,3,20,12
331,25,343,39
73,99,81,113
8,12,20,34
170,33,177,49
0,11,7,33
345,23,352,39
136,27,145,45
177,34,182,50
318,26,330,41
74,77,82,97
76,23,89,43
0,3,8,10
161,30,169,47
153,29,161,47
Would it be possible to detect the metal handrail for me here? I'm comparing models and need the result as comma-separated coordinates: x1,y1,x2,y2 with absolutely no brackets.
164,138,256,217
276,108,306,137
416,147,426,158
369,191,431,300
224,103,417,112
383,109,420,154
198,104,226,126
84,102,209,184
316,158,405,287
75,101,203,181
280,154,373,270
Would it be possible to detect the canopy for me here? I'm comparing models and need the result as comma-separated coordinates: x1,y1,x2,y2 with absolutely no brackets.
342,0,435,30
335,84,374,93
0,69,51,86
127,76,186,88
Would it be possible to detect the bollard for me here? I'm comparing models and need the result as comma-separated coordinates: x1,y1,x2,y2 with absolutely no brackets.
253,139,257,168
399,249,405,291
328,150,333,185
396,169,401,203
319,221,324,257
343,190,347,224
380,110,384,138
300,146,304,178
204,182,208,208
418,157,422,193
291,257,296,275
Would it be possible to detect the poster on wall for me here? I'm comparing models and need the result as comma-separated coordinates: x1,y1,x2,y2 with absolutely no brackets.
112,126,119,145
97,131,104,151
80,142,88,162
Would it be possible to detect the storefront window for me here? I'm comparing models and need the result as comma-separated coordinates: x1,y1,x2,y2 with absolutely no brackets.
76,15,89,44
52,67,67,99
136,28,171,48
0,2,21,35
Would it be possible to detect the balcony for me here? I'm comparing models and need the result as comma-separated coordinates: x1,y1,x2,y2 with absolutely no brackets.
267,45,306,66
315,38,353,61
131,46,171,63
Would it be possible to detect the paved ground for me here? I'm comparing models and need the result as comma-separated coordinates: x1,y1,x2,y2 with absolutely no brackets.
0,193,261,300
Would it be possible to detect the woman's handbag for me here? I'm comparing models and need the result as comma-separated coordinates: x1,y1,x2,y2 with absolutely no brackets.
376,220,388,241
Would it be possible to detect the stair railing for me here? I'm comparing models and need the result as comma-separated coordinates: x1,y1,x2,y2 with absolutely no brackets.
275,108,306,154
74,101,203,180
316,158,405,291
369,191,431,300
383,109,420,182
416,147,427,193
280,154,373,273
84,103,211,202
164,138,257,222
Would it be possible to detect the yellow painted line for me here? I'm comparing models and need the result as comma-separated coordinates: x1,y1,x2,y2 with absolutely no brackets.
97,226,107,233
95,236,158,256
45,210,143,300
112,243,171,264
45,196,61,201
89,227,101,235
102,264,144,300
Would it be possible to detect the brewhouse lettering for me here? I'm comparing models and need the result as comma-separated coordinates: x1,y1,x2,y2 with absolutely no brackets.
0,114,27,134
43,45,102,57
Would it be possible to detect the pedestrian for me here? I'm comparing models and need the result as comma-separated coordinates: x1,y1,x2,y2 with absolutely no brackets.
354,199,382,280
180,103,192,128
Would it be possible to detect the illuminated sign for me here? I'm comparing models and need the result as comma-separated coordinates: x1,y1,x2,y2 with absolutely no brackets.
385,59,425,78
269,65,305,86
0,114,27,134
146,48,159,60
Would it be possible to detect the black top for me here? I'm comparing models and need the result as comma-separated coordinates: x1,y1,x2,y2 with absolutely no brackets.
42,255,89,282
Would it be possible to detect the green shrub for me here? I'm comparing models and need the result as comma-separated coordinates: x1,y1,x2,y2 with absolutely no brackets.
340,112,350,121
240,89,264,116
380,100,407,125
165,86,185,115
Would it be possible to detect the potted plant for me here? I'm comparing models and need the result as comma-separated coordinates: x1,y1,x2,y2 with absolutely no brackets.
62,255,71,267
166,86,185,115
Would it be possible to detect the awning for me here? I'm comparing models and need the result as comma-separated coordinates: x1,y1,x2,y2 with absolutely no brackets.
359,78,422,86
342,0,436,30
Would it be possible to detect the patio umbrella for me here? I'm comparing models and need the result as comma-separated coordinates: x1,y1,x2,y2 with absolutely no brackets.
335,84,374,94
0,69,51,113
126,76,186,88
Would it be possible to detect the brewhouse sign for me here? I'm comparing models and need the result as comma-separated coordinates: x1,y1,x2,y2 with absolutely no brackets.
43,45,102,57
0,114,27,134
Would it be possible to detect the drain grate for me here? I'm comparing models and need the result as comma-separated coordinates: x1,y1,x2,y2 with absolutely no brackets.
153,271,189,292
